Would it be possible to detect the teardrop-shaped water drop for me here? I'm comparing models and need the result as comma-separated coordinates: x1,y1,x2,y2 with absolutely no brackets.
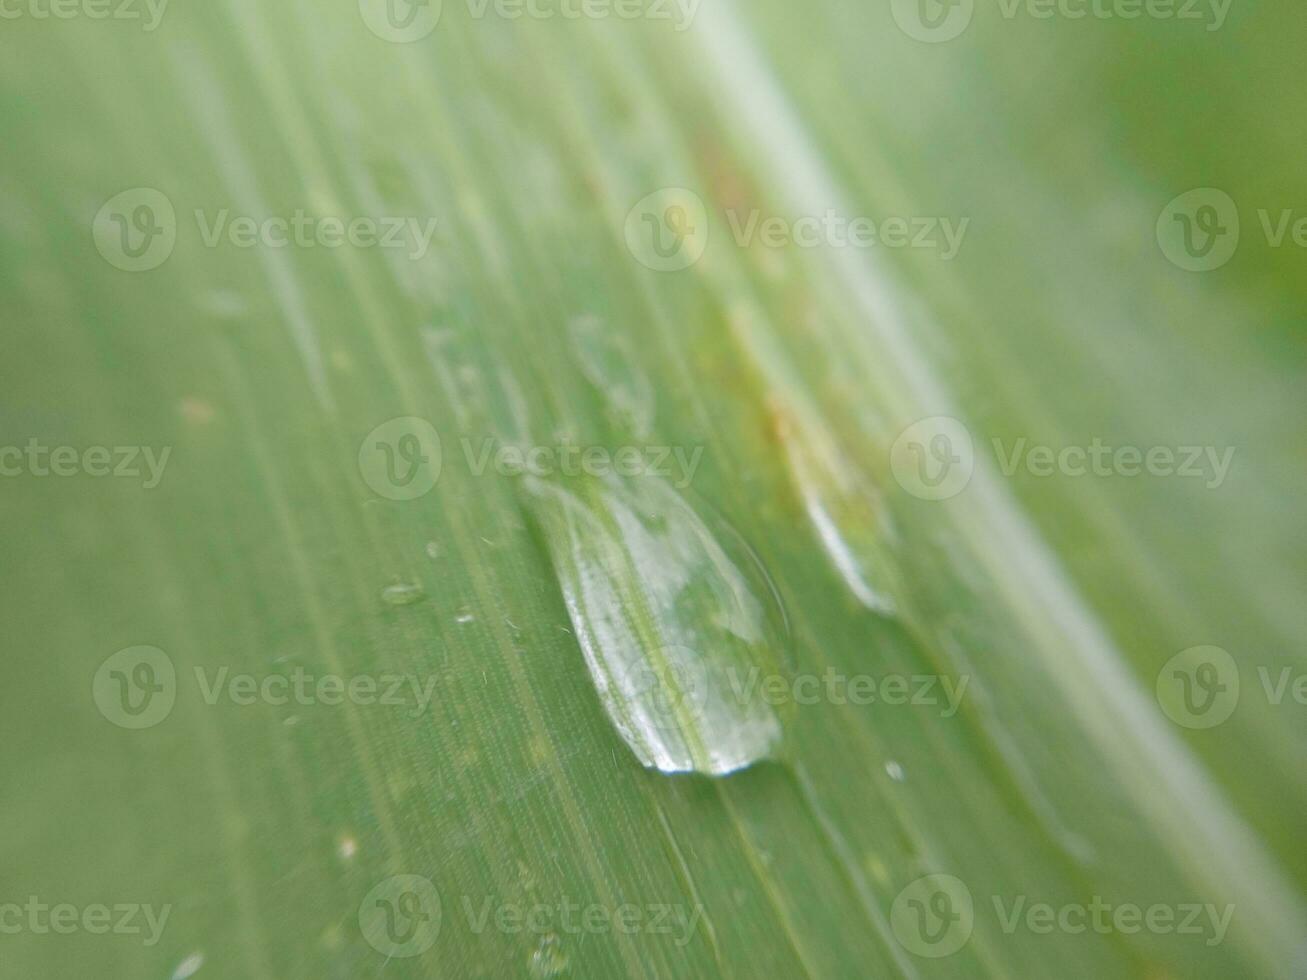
522,472,791,776
170,953,204,980
381,583,424,606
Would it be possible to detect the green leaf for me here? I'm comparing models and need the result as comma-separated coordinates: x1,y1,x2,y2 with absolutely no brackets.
3,1,1304,978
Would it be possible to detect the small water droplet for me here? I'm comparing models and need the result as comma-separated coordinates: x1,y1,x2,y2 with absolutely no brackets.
198,288,247,319
770,396,899,615
529,933,569,979
885,760,905,782
864,854,890,885
425,541,441,559
338,836,358,860
171,952,204,980
382,583,424,606
421,327,481,431
567,314,655,439
521,472,791,776
455,609,475,624
179,397,216,425
516,859,538,892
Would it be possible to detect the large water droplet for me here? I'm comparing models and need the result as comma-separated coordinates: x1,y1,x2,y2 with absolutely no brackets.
522,473,790,776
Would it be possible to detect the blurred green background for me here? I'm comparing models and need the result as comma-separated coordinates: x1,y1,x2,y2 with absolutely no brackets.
2,0,1305,977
